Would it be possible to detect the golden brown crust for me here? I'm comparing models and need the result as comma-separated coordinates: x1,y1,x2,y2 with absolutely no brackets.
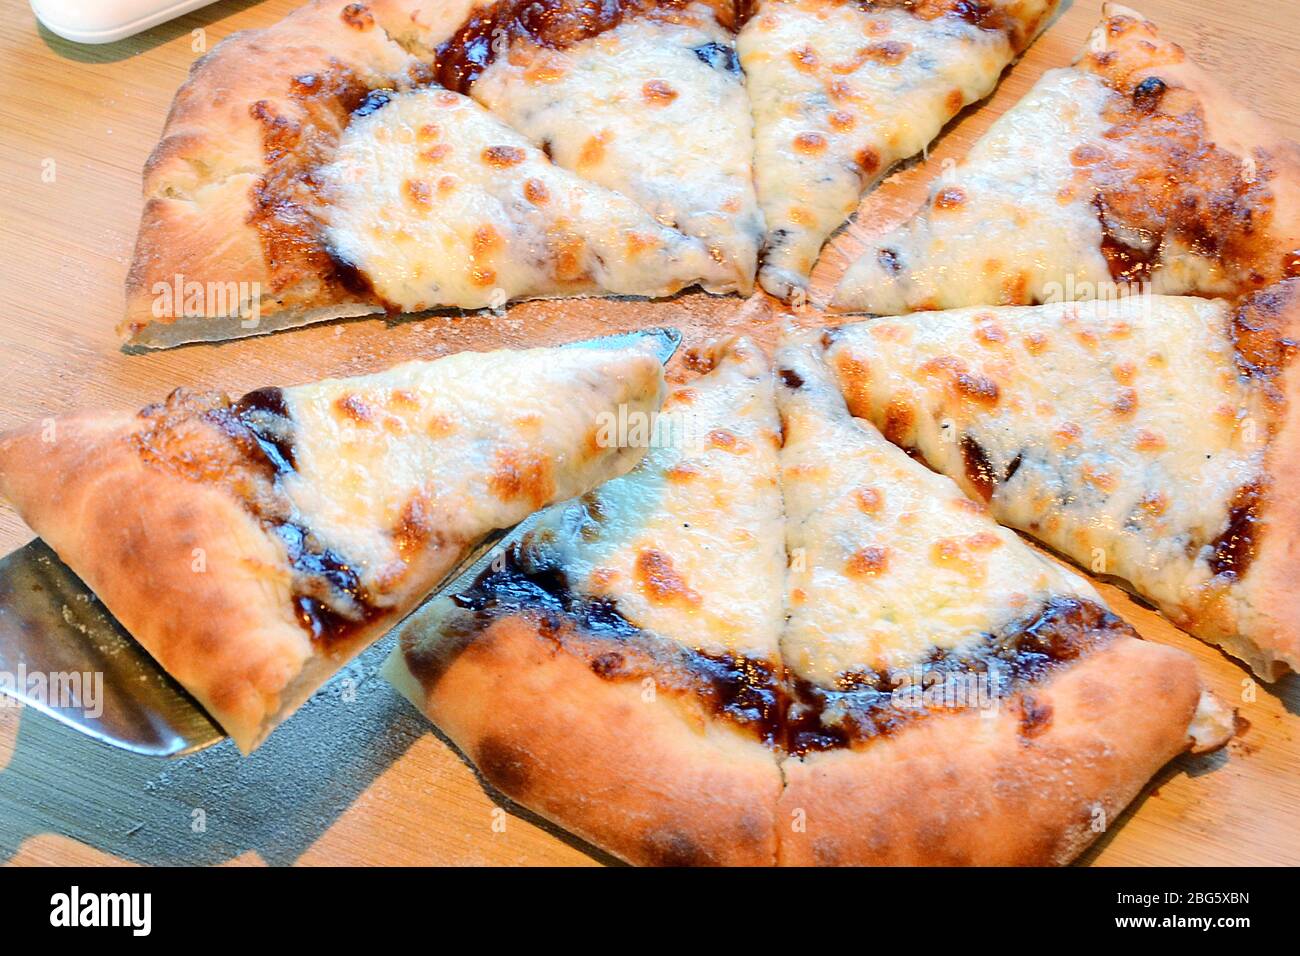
1080,4,1300,293
777,635,1203,866
1228,279,1300,679
122,1,478,348
0,412,352,753
386,611,783,866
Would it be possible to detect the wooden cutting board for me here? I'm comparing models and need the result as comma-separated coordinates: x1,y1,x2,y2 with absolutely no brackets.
0,0,1296,867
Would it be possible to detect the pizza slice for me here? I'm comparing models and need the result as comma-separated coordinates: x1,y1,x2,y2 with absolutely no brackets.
818,287,1300,680
0,339,667,752
384,337,788,865
774,331,1231,865
738,0,1059,302
832,3,1300,314
436,0,763,294
122,0,730,349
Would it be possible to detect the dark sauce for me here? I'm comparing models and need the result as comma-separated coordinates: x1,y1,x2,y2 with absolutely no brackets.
190,388,380,647
1093,195,1160,282
435,537,1127,753
960,433,997,502
778,368,805,390
444,537,785,743
435,0,741,94
1208,480,1265,579
784,597,1130,755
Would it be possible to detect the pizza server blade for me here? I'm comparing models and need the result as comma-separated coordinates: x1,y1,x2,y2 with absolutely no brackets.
0,326,682,758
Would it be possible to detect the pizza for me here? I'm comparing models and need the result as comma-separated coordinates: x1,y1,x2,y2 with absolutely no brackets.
832,3,1300,314
738,0,1059,302
384,334,1230,866
122,0,742,349
318,86,732,311
448,0,764,293
819,287,1300,680
0,340,667,752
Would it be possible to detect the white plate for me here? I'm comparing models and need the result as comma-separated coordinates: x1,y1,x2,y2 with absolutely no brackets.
31,0,224,44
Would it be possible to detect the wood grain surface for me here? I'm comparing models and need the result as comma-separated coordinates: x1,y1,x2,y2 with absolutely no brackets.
0,0,1297,866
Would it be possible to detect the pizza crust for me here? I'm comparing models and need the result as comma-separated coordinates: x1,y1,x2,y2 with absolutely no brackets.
0,412,330,752
385,609,783,866
778,635,1205,866
122,1,477,348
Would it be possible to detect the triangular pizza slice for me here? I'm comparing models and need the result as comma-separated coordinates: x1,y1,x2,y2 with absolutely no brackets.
832,3,1300,314
774,331,1229,865
436,0,763,294
385,338,788,865
0,340,666,752
739,0,1059,301
818,288,1300,680
318,87,732,310
122,1,730,348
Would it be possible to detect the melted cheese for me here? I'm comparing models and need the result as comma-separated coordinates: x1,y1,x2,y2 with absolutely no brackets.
513,338,786,657
281,343,665,603
740,0,1034,300
834,68,1115,313
319,88,728,310
473,9,763,294
822,296,1266,631
778,333,1096,684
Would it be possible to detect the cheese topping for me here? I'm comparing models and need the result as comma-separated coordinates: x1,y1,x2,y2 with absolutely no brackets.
472,8,763,293
280,343,665,603
516,337,786,657
740,0,1045,300
821,296,1267,635
777,332,1097,684
833,67,1117,313
319,87,728,310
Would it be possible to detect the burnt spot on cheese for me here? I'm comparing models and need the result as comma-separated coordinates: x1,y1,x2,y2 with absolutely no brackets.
523,177,550,205
635,548,702,606
692,41,739,73
1209,479,1265,579
340,2,375,30
335,393,374,424
794,132,828,155
880,399,913,445
877,246,902,274
856,147,883,178
403,178,433,208
846,545,889,577
786,597,1130,755
955,370,999,406
488,447,556,508
482,144,526,167
933,186,967,210
642,79,679,105
960,433,997,502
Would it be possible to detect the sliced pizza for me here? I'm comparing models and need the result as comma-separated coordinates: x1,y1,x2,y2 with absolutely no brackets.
122,0,730,349
819,288,1300,680
385,337,788,865
0,339,667,752
832,3,1300,314
774,330,1231,865
738,0,1059,302
438,0,763,294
